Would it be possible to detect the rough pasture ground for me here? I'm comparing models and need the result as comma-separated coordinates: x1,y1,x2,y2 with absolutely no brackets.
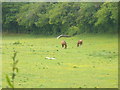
2,34,118,88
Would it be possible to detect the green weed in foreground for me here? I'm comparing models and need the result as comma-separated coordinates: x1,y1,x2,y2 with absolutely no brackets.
6,50,19,88
2,34,118,88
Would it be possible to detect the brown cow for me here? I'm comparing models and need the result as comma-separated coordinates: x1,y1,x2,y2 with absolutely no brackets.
77,40,83,47
61,40,67,49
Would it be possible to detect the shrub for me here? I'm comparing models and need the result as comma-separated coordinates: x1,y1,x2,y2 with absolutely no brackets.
67,26,79,36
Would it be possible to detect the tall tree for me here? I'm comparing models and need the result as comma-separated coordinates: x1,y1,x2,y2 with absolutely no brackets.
95,2,118,33
2,2,26,33
2,2,118,34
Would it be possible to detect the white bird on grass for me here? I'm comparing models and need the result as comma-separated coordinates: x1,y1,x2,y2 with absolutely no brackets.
45,57,56,60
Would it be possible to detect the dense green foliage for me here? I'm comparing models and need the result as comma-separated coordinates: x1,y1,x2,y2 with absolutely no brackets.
2,2,118,35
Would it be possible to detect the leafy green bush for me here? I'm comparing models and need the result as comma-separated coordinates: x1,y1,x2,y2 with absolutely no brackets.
67,26,79,36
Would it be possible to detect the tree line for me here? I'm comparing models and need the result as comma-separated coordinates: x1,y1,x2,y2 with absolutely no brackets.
2,2,118,35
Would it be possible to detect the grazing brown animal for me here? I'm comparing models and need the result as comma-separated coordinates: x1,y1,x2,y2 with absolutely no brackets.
77,40,83,47
61,40,67,49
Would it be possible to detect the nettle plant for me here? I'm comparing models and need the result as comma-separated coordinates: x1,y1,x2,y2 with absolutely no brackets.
6,50,19,88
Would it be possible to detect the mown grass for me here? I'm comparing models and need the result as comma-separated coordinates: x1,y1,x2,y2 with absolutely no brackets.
2,34,118,88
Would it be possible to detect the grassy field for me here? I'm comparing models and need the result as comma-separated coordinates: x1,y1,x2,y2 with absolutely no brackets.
2,34,118,88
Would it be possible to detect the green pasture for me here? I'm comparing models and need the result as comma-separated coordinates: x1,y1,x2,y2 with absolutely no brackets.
2,34,118,88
